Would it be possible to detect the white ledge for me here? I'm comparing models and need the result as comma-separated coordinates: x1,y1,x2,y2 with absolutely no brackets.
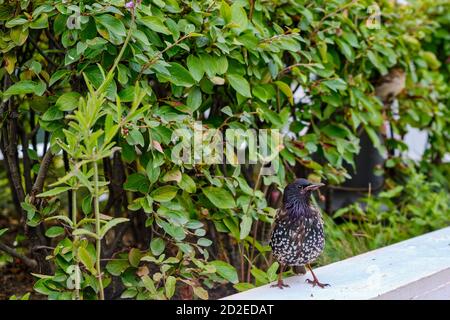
223,226,450,300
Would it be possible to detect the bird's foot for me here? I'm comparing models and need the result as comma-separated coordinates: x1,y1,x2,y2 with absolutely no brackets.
271,280,290,289
305,278,330,288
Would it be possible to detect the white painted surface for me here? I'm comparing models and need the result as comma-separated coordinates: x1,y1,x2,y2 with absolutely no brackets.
224,226,450,300
403,126,428,160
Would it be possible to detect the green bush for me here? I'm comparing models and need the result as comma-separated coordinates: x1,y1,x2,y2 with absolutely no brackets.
0,0,448,299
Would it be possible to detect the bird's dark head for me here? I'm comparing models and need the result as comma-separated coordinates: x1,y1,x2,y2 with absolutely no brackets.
283,179,324,216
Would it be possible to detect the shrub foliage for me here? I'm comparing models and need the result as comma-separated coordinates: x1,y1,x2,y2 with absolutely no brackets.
0,0,448,299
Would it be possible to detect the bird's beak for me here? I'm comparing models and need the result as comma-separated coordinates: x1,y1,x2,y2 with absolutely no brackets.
304,182,325,192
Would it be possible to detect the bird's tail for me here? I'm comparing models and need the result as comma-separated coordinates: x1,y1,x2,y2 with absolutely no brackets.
293,265,307,275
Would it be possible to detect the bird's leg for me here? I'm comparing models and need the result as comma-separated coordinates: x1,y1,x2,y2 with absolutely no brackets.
305,264,329,288
271,264,289,289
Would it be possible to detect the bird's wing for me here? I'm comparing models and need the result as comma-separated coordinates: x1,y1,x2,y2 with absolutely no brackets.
268,208,288,236
270,207,306,245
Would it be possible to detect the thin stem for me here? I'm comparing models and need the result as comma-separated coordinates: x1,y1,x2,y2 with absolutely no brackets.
238,242,245,282
245,165,264,283
93,161,105,300
138,33,194,80
96,11,136,95
72,188,80,300
249,0,255,20
313,0,358,33
278,63,319,77
72,189,78,226
0,241,37,269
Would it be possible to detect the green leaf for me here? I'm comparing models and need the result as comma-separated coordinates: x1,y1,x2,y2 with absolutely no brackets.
422,51,441,70
56,92,80,111
167,63,195,87
106,259,129,276
33,279,54,295
299,7,314,22
220,1,232,23
141,275,156,293
128,128,145,147
230,3,248,31
258,105,283,127
72,229,100,240
49,70,70,87
78,247,95,274
365,126,386,155
233,282,255,292
120,288,137,299
42,106,64,121
160,221,186,241
3,80,39,96
5,17,28,28
367,50,388,75
140,16,171,35
186,55,204,82
162,168,182,183
146,161,161,184
186,87,202,112
379,186,404,198
196,228,206,237
150,237,165,256
0,228,8,238
322,124,349,139
45,226,65,238
197,238,212,247
99,217,129,238
323,79,347,92
193,286,209,300
335,38,355,62
266,262,279,282
221,106,233,117
30,13,48,29
202,187,236,209
124,173,149,193
128,248,142,267
275,81,293,105
37,186,72,198
227,74,251,98
45,215,73,227
151,186,178,202
165,276,176,299
223,217,240,239
95,14,126,37
210,260,239,284
239,215,252,240
178,174,197,193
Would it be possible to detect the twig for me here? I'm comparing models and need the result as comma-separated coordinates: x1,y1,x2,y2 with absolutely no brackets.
31,245,55,251
278,63,318,77
249,0,255,20
27,123,40,140
0,241,38,269
315,0,358,30
137,33,194,80
30,149,54,201
19,126,33,193
245,165,264,283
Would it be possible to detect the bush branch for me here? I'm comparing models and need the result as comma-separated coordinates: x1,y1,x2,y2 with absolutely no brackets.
0,241,38,269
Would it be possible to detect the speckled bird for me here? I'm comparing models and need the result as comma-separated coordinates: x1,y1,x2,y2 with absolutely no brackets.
270,178,328,289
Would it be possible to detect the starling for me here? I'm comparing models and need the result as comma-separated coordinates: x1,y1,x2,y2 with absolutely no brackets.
270,178,328,289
